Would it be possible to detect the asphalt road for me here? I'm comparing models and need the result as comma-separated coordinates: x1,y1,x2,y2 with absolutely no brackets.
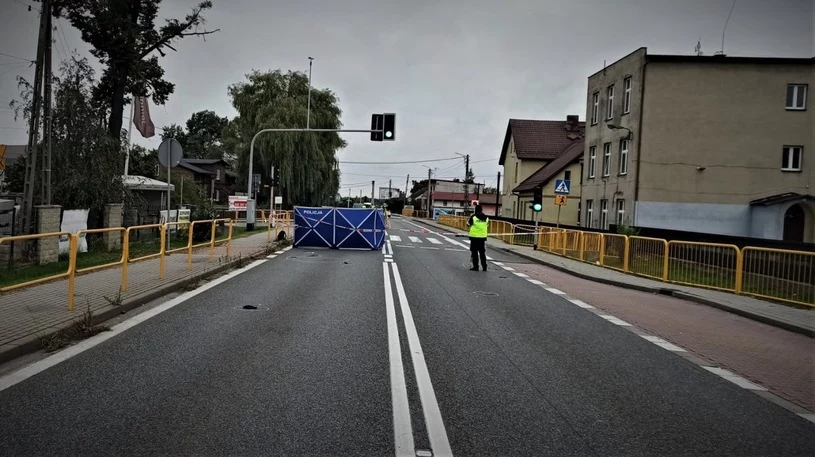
0,217,813,456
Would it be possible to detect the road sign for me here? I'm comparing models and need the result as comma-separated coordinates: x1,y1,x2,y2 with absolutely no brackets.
229,195,248,211
157,138,183,167
555,195,567,206
554,179,570,195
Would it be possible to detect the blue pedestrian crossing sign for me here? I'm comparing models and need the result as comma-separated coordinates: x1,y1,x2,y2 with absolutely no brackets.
554,179,571,195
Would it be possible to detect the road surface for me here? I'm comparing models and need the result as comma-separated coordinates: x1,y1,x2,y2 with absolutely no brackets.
0,216,813,456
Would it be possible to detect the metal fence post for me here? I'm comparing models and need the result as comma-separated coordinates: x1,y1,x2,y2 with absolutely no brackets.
159,225,166,279
623,236,630,273
209,220,217,262
735,247,744,294
661,240,669,281
67,234,77,311
121,229,130,292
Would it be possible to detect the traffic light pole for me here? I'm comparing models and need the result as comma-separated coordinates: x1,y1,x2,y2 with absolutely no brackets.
246,127,385,230
533,211,539,250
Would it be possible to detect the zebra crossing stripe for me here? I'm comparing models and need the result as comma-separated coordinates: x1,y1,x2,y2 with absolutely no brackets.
408,236,422,243
390,235,402,242
427,238,442,245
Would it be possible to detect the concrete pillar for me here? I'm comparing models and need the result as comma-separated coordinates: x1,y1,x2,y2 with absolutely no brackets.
103,203,123,250
35,205,61,265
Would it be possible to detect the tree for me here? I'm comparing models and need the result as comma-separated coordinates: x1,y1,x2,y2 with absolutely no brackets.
223,70,344,207
160,110,228,159
51,0,218,142
11,57,132,228
465,168,475,183
128,144,158,179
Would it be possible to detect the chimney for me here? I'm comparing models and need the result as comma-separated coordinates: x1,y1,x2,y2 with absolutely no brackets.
566,115,579,131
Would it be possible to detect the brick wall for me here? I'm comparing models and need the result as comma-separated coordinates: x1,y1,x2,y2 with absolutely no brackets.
35,205,61,265
103,203,123,250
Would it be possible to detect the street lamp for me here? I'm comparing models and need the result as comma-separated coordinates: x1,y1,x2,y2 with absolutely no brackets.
606,123,633,140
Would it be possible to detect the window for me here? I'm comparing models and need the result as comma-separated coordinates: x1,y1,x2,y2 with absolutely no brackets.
606,85,615,119
602,143,611,176
588,146,596,178
786,84,807,110
782,146,803,171
623,77,632,114
214,189,220,202
591,92,599,124
616,199,625,226
585,200,593,228
216,169,221,181
619,139,629,175
564,170,571,181
600,199,608,229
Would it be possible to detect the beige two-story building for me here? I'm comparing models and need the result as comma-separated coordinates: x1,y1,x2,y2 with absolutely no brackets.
499,116,585,223
581,47,813,242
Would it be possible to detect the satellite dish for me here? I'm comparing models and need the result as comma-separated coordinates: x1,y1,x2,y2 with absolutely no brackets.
157,138,183,167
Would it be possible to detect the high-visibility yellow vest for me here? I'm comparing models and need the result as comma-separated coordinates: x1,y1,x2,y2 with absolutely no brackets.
469,216,489,238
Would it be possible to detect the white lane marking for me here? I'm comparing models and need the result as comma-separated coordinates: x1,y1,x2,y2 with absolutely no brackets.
501,266,515,271
382,263,416,456
641,335,686,352
391,264,453,456
569,299,595,309
266,254,278,259
385,259,394,263
420,247,440,250
513,272,529,278
409,236,423,243
445,238,461,246
387,240,394,254
401,219,469,250
444,248,466,252
486,256,493,260
282,246,293,251
702,367,768,391
492,261,504,266
395,245,415,248
390,235,402,242
600,315,632,326
427,237,443,245
528,279,545,285
545,287,566,295
0,259,269,393
384,254,393,258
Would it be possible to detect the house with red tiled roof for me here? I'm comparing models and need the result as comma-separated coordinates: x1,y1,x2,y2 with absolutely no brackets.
498,115,585,223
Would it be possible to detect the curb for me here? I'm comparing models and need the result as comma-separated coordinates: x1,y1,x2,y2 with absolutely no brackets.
406,217,814,338
0,243,280,365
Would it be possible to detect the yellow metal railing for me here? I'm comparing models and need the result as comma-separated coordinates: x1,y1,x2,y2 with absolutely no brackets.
0,219,236,310
433,215,815,307
741,247,815,306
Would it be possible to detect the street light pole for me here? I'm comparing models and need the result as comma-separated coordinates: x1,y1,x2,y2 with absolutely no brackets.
306,57,314,129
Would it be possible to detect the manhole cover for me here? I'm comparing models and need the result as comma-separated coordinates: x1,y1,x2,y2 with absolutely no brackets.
473,291,499,297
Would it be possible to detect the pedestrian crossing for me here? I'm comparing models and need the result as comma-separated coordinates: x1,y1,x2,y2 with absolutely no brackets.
389,233,470,251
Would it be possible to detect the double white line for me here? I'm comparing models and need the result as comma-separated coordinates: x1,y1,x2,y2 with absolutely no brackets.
383,261,452,457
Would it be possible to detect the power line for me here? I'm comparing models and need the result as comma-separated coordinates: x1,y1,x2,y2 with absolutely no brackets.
0,51,34,63
469,158,498,164
339,157,459,165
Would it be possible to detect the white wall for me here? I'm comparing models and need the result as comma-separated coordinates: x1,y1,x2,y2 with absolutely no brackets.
634,201,751,236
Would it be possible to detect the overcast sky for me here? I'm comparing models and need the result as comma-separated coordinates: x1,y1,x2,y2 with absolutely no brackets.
1,0,812,196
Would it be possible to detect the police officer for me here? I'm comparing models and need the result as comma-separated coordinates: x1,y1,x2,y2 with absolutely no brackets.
466,204,489,271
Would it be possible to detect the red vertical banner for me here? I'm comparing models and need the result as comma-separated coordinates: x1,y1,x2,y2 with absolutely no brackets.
133,95,155,138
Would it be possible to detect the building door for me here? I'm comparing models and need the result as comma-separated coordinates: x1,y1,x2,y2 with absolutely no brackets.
783,204,805,242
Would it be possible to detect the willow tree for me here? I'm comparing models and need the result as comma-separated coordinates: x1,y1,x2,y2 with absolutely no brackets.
225,70,343,207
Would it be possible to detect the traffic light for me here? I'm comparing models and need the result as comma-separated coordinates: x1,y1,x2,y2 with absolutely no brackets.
532,185,543,212
370,114,383,141
270,166,280,187
383,113,395,141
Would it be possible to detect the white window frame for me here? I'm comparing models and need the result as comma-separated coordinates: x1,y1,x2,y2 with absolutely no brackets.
606,85,615,120
786,84,807,110
619,139,629,175
585,200,594,228
591,92,599,124
216,169,221,181
602,143,611,177
600,199,608,230
616,199,625,226
623,77,632,114
214,189,220,201
588,146,596,178
782,146,803,171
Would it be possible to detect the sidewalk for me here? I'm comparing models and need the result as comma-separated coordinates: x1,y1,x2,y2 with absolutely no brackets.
410,217,815,337
0,230,280,363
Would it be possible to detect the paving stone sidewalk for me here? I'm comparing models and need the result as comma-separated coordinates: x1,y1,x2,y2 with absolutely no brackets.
410,217,815,336
0,230,279,361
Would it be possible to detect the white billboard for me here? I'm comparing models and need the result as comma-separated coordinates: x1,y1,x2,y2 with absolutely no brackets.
378,187,401,199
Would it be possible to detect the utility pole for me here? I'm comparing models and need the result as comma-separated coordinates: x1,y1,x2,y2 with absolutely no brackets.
464,154,470,212
496,171,502,215
347,188,351,208
21,0,49,234
43,0,53,206
404,174,409,205
306,57,314,129
427,168,433,219
371,180,375,205
388,179,392,200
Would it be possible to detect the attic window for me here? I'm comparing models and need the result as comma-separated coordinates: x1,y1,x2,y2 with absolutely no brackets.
567,133,579,140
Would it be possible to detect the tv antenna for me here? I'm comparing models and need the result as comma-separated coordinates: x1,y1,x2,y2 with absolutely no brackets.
694,37,703,56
